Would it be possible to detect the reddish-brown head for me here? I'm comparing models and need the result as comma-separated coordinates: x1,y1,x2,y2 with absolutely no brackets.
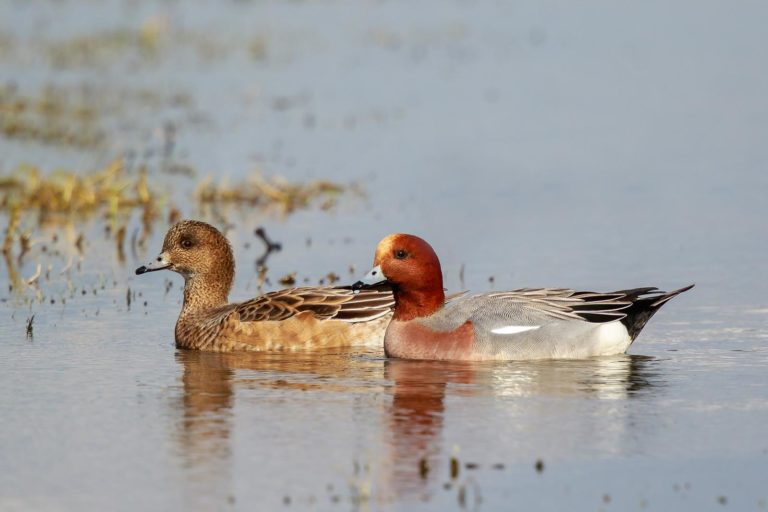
357,234,445,320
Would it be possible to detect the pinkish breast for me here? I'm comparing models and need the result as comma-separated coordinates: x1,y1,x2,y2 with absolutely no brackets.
384,320,475,361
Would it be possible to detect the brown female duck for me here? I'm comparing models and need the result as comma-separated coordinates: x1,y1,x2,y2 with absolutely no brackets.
135,220,394,352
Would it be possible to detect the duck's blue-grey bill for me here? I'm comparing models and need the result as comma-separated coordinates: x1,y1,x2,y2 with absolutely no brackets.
135,254,170,275
352,265,387,290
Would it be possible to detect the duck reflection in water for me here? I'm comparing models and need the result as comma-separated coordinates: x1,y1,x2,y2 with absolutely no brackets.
383,359,475,499
174,349,386,452
172,349,662,505
176,351,235,459
381,355,661,500
173,348,387,467
172,351,238,509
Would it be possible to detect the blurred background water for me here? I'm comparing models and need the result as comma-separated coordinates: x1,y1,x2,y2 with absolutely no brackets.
0,1,766,510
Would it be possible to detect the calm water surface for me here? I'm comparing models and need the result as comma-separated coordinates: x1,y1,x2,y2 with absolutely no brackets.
1,1,767,510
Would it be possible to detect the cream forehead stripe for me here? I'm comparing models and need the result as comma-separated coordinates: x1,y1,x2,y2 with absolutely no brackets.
374,234,400,262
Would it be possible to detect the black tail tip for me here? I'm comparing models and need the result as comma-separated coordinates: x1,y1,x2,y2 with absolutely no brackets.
651,284,695,306
622,283,695,341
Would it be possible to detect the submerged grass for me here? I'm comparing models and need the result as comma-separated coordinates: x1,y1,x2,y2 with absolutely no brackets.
46,23,166,68
0,82,198,151
1,158,358,296
196,173,358,216
0,158,157,221
0,84,105,148
44,19,236,69
0,158,160,278
1,159,357,237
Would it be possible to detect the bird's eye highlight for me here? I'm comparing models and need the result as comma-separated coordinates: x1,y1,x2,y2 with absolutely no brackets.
395,249,408,259
180,239,193,249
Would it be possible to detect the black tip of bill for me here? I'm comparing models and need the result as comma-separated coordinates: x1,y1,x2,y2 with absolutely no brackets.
351,280,365,291
135,266,148,275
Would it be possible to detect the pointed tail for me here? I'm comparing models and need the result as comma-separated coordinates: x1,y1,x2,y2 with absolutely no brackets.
618,284,694,341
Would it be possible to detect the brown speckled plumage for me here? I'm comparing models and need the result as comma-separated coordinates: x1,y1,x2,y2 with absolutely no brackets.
137,220,394,352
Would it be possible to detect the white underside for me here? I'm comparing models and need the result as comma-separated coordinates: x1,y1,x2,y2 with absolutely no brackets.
593,321,632,355
491,321,632,358
491,325,541,334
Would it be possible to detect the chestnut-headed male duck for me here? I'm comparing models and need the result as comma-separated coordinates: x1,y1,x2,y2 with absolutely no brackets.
136,220,393,351
353,234,693,361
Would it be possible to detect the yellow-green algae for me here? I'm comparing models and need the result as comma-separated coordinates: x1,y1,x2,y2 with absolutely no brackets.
0,84,104,148
1,159,359,288
195,173,359,216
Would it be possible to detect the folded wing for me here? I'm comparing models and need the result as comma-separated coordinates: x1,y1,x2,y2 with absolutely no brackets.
234,286,394,323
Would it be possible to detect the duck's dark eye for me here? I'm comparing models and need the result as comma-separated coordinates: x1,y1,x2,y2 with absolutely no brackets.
395,249,408,260
180,239,193,249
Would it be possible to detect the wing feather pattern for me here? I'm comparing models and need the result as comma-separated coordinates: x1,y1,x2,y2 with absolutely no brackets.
234,286,394,323
485,287,680,324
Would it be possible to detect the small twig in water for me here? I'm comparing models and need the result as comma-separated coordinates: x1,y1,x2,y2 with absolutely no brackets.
26,314,35,339
254,227,282,269
255,227,282,251
26,264,42,287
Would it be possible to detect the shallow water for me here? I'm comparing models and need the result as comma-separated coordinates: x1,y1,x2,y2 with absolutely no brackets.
1,0,768,511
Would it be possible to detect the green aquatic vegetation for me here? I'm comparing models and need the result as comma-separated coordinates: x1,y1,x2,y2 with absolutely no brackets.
43,20,237,69
0,158,357,300
0,160,160,272
0,159,158,218
0,82,200,151
46,24,165,68
248,36,268,61
0,84,104,148
1,160,356,247
195,173,356,215
0,32,13,58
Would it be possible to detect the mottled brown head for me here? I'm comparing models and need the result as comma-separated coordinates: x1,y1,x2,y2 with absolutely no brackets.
136,220,235,297
355,234,444,320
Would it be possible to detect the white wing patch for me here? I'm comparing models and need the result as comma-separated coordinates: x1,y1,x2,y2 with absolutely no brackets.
491,325,541,335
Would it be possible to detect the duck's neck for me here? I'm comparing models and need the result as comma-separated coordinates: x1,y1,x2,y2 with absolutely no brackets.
392,287,445,321
180,274,231,317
